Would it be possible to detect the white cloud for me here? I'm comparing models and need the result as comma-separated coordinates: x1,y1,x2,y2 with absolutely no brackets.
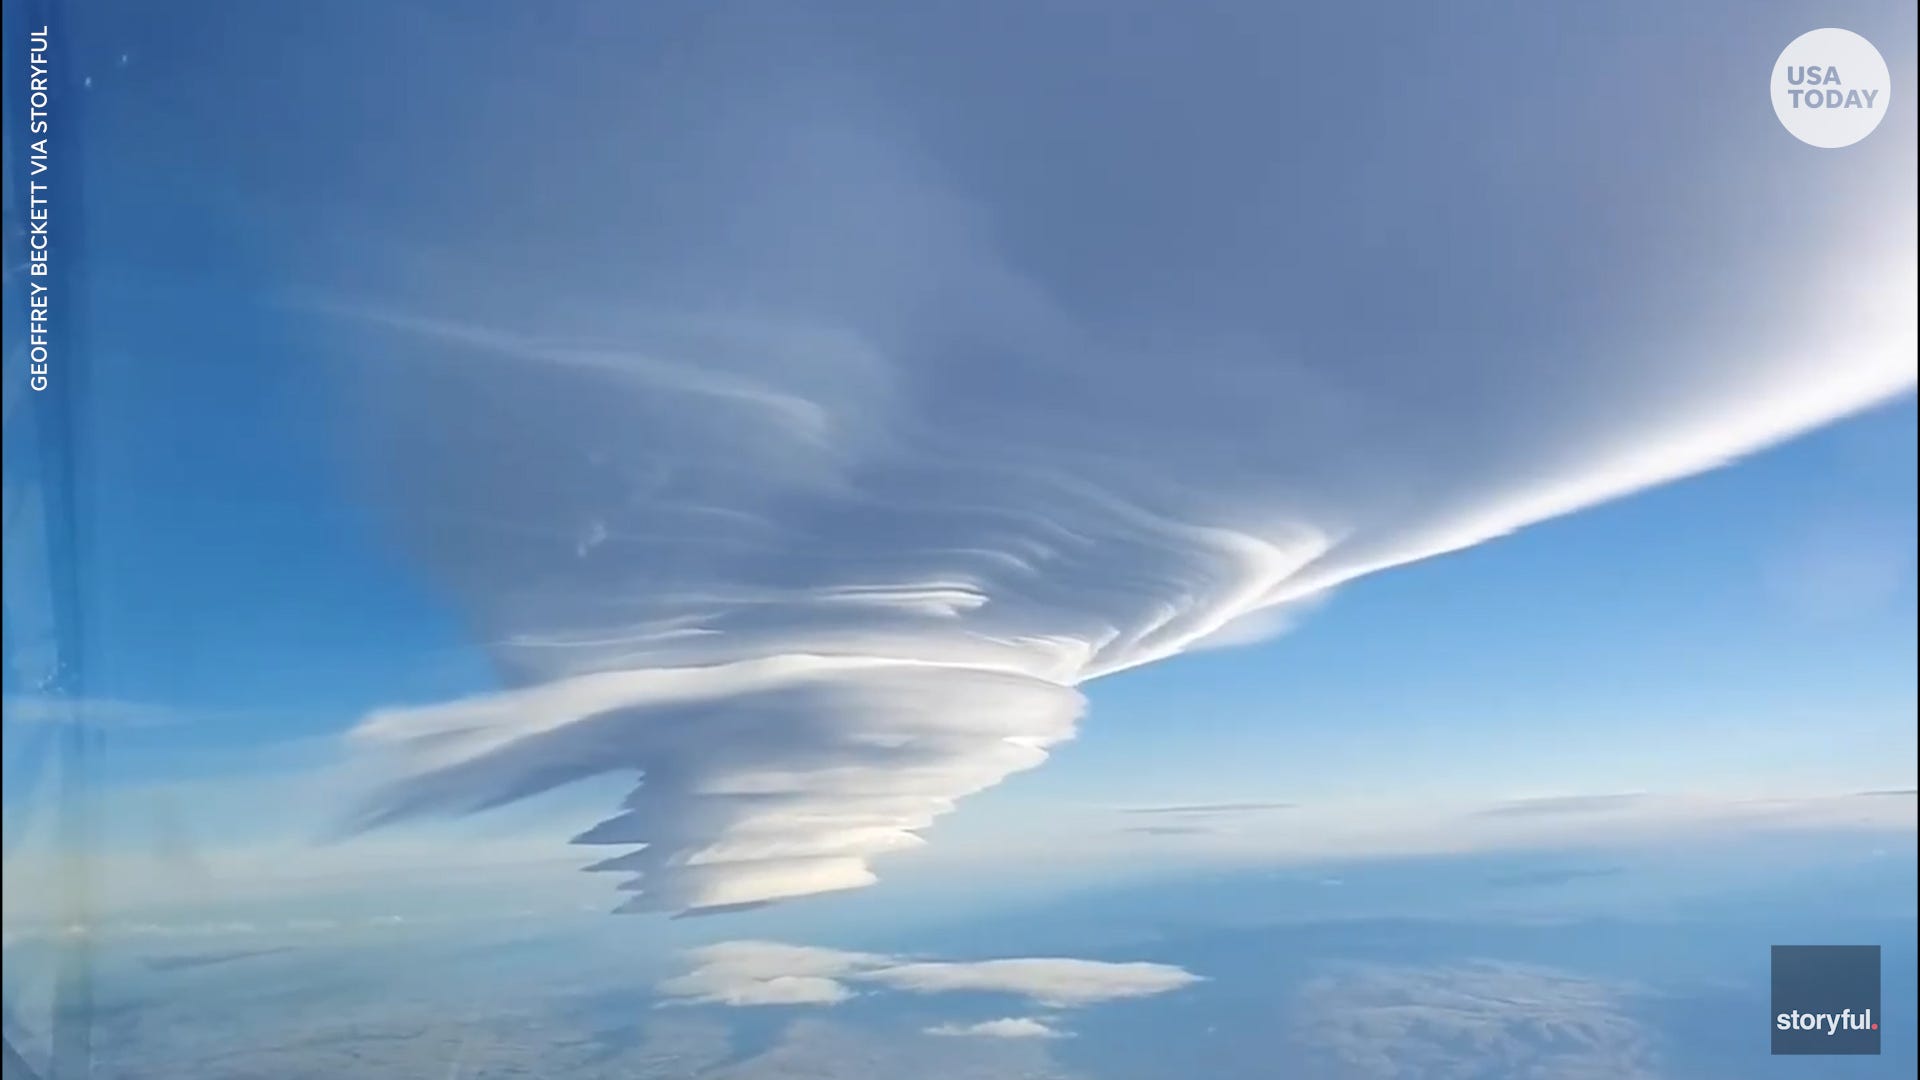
655,940,881,1007
329,5,1917,914
663,973,854,1008
925,1017,1065,1039
866,958,1201,1008
655,940,1200,1013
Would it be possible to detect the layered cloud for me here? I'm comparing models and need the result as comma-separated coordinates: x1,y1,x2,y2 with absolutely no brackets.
322,5,1918,911
656,940,1199,1015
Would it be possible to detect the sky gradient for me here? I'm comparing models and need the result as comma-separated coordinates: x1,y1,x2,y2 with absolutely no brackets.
4,0,1917,922
2,6,1917,1076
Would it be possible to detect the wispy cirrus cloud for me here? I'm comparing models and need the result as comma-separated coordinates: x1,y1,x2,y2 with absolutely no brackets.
317,4,1917,914
1120,802,1298,816
1118,801,1298,838
1122,824,1219,837
1476,794,1651,818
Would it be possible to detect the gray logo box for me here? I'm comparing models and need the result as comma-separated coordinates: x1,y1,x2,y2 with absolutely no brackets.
1772,945,1881,1055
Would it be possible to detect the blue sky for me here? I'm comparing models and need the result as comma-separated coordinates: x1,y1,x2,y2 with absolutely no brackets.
4,0,1917,933
16,381,1915,805
4,4,1917,1078
4,364,1912,841
5,377,1914,928
1063,398,1919,805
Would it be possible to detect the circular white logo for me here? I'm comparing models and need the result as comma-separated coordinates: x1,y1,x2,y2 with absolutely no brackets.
1771,28,1891,148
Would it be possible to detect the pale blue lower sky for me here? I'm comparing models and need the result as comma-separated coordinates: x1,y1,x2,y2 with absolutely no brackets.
5,400,1912,925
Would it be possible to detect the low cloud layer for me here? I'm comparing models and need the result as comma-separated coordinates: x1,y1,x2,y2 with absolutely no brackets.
924,1017,1063,1039
656,940,1200,1013
315,5,1917,911
1290,961,1659,1079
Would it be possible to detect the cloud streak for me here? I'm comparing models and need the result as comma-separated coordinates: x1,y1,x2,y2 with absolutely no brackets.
1120,802,1298,816
323,5,1917,912
1475,794,1650,819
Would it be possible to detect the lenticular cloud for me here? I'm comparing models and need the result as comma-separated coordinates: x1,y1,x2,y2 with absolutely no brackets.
335,4,1917,912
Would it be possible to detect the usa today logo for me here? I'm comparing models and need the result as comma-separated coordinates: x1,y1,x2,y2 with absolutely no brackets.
1771,28,1890,148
